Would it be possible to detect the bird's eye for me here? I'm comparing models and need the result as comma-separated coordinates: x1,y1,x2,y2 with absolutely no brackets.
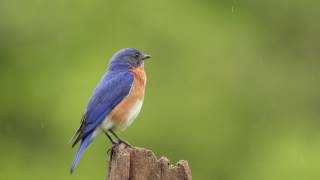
134,52,140,58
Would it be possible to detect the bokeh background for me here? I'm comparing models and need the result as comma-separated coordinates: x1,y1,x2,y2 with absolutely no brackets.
1,0,320,179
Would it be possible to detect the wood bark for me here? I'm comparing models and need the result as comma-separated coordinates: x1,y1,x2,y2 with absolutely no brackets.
107,143,192,180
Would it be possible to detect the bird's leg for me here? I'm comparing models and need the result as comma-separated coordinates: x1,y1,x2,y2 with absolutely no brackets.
105,132,116,144
109,130,132,147
106,132,117,156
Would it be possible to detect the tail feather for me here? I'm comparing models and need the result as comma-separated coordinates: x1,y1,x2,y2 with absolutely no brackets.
70,115,87,148
70,133,92,174
69,127,80,146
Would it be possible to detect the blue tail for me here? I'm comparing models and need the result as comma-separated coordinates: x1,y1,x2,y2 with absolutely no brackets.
70,133,92,174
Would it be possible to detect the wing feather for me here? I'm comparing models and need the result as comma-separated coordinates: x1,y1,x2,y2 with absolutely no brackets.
71,71,134,147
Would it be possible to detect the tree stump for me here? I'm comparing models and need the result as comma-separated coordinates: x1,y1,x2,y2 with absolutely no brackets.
107,143,192,180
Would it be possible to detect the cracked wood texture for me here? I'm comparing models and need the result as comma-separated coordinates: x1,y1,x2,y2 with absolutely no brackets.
107,144,192,180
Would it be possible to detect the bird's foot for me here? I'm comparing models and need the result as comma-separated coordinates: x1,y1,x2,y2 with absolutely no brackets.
107,140,131,158
118,139,132,147
108,130,132,147
107,143,117,157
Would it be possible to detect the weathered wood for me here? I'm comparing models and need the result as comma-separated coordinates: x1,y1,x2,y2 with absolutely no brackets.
107,143,192,180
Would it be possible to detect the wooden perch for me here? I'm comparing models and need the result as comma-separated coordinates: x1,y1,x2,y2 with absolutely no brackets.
107,143,192,180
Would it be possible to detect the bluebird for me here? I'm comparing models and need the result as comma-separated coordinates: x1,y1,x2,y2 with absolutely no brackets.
70,48,151,173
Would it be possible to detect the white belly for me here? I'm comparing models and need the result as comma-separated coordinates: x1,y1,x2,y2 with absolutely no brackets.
124,100,143,129
99,100,143,132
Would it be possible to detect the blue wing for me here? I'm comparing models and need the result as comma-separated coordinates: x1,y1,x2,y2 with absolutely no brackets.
72,71,134,147
70,71,133,173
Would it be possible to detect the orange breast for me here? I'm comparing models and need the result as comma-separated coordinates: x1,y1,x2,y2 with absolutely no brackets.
108,65,146,127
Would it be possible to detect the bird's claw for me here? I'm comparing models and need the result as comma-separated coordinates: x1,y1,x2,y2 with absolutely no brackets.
107,144,117,157
118,139,132,147
107,140,131,157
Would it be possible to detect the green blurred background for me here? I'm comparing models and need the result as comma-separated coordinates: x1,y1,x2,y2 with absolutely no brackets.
1,0,320,179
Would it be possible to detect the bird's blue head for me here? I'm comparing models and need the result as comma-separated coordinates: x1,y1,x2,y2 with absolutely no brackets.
108,48,151,71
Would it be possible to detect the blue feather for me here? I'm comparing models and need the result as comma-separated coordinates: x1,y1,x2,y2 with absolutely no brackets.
70,48,147,173
82,71,134,136
70,133,93,174
70,71,134,173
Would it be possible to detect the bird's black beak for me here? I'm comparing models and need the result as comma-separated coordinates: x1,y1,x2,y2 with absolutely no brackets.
142,54,151,60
